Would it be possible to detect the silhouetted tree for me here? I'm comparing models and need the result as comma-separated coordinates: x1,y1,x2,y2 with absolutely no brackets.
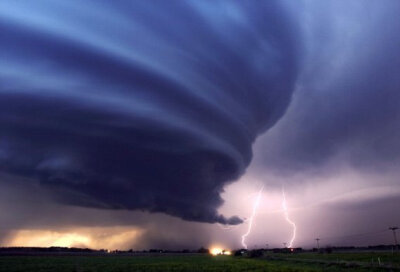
197,247,209,254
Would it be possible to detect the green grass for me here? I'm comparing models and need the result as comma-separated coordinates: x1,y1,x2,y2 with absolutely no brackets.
269,252,400,264
0,254,397,272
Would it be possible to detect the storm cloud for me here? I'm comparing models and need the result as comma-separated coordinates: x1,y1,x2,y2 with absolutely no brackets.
254,0,400,175
0,1,300,224
236,0,400,247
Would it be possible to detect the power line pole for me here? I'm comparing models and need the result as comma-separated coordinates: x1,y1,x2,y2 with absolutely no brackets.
389,227,398,251
283,242,287,248
315,238,320,252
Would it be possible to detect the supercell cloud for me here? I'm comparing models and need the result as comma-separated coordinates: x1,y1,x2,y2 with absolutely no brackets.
0,1,300,224
255,0,400,175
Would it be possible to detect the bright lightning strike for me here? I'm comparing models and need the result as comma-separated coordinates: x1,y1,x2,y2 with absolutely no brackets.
282,188,297,248
241,186,263,249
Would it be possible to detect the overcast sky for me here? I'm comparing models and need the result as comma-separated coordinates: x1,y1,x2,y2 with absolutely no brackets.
0,0,399,250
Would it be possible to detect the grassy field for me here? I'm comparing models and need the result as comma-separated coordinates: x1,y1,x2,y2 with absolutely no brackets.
269,251,400,264
0,253,399,272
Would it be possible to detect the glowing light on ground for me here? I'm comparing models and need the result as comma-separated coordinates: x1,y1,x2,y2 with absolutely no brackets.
210,248,222,255
210,247,231,256
241,186,264,249
282,188,297,248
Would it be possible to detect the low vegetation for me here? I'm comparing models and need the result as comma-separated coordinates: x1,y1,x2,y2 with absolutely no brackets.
0,253,399,272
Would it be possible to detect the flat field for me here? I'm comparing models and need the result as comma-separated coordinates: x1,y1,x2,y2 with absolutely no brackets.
269,251,400,264
0,253,399,272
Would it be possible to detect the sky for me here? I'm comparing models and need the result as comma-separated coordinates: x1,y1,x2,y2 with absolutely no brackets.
0,0,399,250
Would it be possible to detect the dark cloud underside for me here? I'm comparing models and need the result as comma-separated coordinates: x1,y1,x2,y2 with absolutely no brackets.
0,1,300,224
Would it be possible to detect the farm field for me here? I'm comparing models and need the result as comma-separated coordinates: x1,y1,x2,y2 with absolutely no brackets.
0,253,399,272
269,251,400,264
266,251,400,271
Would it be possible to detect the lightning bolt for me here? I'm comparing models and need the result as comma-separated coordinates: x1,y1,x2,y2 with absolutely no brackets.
241,186,263,249
282,187,296,248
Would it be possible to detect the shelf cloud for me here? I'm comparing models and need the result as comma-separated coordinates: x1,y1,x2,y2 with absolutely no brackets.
0,0,300,224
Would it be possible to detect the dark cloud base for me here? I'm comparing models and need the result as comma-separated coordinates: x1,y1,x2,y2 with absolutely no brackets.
0,1,300,224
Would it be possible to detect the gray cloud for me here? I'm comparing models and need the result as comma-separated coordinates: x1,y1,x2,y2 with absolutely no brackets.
254,0,400,175
238,1,400,248
0,0,301,225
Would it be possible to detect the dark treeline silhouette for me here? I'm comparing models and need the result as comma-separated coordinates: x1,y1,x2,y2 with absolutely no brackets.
311,244,400,253
1,244,397,256
234,244,399,257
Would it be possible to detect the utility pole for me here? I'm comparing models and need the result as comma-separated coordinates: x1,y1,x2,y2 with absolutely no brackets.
265,244,269,250
389,227,398,251
283,242,287,248
315,238,320,251
315,238,321,251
